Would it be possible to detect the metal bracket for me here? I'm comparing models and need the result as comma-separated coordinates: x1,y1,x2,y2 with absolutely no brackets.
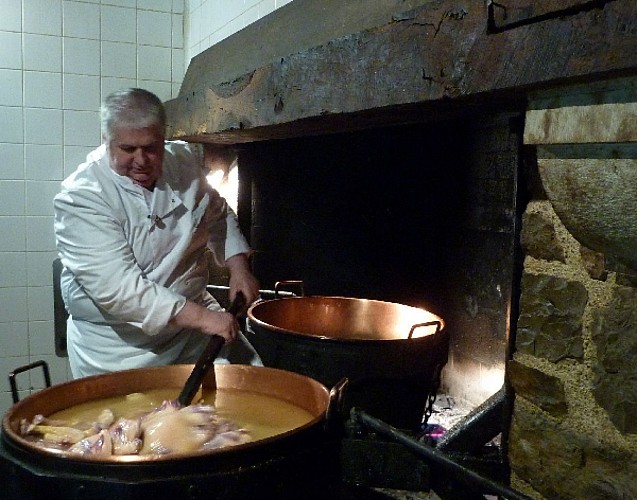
487,0,617,34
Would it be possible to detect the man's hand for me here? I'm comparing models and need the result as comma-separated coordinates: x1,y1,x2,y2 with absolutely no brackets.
225,253,260,307
169,301,239,343
168,253,258,341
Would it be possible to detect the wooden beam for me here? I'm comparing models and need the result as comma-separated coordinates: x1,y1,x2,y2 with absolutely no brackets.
166,0,637,143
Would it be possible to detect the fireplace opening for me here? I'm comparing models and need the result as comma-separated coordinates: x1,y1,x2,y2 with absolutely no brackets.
194,99,528,497
231,106,524,417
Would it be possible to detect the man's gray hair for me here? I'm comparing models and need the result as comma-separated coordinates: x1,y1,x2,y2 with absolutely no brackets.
100,88,166,141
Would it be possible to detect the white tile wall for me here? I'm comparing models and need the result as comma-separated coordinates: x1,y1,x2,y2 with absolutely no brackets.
172,13,184,47
63,38,101,75
0,69,22,106
0,217,26,252
24,108,63,145
0,31,23,69
0,0,22,32
25,145,64,180
63,1,100,39
102,41,137,78
64,110,101,146
26,181,61,216
26,217,56,251
26,251,59,287
27,285,54,321
0,287,28,322
0,107,24,143
23,0,62,36
0,143,24,179
0,254,27,288
138,45,172,81
185,0,294,63
101,5,136,43
138,10,172,46
0,0,294,418
0,180,25,216
24,71,63,109
0,322,29,357
28,320,56,355
139,0,172,11
24,34,63,72
63,74,101,111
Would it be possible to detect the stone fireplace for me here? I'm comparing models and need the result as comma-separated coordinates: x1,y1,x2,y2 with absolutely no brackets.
166,0,637,497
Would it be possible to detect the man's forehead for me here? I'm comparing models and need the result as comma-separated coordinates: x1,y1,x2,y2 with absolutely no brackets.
111,126,164,146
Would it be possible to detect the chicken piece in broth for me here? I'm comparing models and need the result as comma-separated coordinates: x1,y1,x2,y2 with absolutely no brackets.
110,416,143,455
68,429,113,457
19,398,251,458
140,400,250,455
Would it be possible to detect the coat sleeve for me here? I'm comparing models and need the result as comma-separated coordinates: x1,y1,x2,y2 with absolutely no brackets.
54,181,186,336
204,193,252,267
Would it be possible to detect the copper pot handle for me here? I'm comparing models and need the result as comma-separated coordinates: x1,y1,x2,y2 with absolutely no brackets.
274,280,305,298
408,320,442,339
8,360,51,404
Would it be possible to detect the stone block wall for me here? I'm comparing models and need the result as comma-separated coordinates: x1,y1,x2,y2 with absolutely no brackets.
509,77,637,499
511,200,637,498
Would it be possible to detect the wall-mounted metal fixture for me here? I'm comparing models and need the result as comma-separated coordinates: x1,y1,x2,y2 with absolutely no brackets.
487,0,616,34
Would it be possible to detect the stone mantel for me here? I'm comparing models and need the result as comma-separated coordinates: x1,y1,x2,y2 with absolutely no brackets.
166,0,637,144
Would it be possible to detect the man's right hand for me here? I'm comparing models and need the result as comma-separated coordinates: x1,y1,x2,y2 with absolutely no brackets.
169,301,239,343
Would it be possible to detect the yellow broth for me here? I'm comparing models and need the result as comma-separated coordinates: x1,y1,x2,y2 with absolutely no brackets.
49,388,316,442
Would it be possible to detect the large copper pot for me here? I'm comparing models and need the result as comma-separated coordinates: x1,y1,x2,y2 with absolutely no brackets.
2,364,330,464
247,295,449,430
1,364,340,499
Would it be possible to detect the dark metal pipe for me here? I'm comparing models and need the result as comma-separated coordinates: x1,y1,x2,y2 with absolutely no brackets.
350,408,532,500
436,385,506,453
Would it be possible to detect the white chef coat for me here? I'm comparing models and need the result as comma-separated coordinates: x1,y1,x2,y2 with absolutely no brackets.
54,141,261,378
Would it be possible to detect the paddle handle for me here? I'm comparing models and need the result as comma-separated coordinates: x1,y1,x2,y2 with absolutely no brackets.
177,292,247,406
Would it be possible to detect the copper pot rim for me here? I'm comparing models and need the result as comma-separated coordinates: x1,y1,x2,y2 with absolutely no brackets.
247,295,446,342
2,364,330,464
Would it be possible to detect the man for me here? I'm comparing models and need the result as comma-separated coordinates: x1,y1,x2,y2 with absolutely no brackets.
54,88,261,378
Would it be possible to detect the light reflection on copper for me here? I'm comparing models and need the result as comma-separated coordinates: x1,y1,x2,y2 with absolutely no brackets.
249,296,445,341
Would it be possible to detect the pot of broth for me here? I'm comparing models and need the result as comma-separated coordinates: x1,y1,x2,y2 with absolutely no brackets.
1,364,342,499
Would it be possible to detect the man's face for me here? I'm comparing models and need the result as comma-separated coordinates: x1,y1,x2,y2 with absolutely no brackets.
106,126,165,189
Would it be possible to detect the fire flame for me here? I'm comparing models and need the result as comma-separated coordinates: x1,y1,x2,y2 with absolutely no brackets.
206,162,239,213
